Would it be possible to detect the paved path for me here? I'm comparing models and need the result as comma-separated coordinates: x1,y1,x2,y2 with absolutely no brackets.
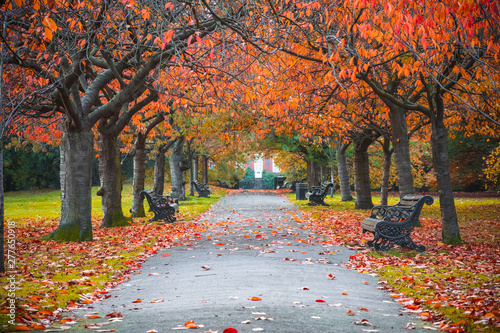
64,192,427,332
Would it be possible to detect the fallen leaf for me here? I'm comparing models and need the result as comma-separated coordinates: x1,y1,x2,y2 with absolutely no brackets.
15,326,30,331
223,329,238,333
132,299,142,303
315,299,326,303
248,296,262,301
326,273,336,280
342,291,348,295
347,310,355,316
105,312,122,318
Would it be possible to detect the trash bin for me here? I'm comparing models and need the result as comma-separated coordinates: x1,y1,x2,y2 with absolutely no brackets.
296,183,308,200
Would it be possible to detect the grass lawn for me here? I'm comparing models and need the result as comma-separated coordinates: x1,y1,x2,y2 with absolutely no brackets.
1,184,227,331
289,192,500,333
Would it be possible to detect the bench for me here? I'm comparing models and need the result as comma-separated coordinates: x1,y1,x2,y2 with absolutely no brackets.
191,181,211,197
140,190,177,223
361,194,433,252
305,182,333,206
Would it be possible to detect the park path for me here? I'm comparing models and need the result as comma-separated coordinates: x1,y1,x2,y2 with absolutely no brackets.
64,191,428,332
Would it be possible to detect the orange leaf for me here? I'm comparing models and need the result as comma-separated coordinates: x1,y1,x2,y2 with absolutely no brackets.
88,315,101,319
60,318,73,323
15,326,30,331
342,291,348,295
326,273,335,280
248,297,262,301
161,254,171,257
419,312,431,320
132,299,142,303
315,299,326,303
30,324,46,329
184,320,199,328
346,310,355,316
81,300,92,304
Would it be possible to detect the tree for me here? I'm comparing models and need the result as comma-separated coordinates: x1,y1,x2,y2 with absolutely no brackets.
2,0,236,240
232,0,500,244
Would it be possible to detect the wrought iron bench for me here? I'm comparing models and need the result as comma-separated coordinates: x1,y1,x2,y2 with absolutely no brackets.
305,181,333,206
191,181,211,197
140,190,177,223
361,194,433,252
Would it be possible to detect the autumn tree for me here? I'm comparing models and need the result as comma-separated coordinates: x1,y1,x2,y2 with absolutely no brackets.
227,0,500,244
2,0,245,240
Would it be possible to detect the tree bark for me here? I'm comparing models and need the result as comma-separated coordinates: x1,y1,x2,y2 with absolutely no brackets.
201,155,209,184
431,116,462,244
380,136,393,206
44,130,94,241
307,160,320,186
336,142,353,201
189,156,197,196
131,134,146,218
389,105,415,197
153,150,166,196
169,136,186,200
353,135,375,209
97,130,131,228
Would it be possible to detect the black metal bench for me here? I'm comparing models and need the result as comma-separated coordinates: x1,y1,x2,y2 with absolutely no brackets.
361,194,433,252
191,181,211,197
305,182,333,206
140,190,177,223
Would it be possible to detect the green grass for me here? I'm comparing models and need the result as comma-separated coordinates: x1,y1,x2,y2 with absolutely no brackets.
1,184,226,330
287,192,500,223
4,183,226,222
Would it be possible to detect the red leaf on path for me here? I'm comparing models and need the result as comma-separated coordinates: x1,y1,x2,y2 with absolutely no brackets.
315,299,326,303
201,266,211,270
347,310,355,316
15,326,30,331
342,291,348,295
248,296,262,301
359,308,369,311
132,299,142,303
161,254,171,257
184,320,199,328
105,312,122,318
326,273,335,279
223,329,238,333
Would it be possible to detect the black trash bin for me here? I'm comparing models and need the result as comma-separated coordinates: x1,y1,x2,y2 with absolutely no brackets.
295,183,308,200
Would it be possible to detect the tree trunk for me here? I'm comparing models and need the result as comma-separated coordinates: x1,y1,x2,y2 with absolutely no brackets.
44,131,94,241
170,136,186,200
353,137,374,209
380,136,393,206
336,142,353,201
431,117,462,244
389,106,415,197
189,157,196,196
131,135,147,218
202,155,208,184
307,160,320,186
153,150,166,196
97,130,131,228
330,156,335,197
193,156,199,187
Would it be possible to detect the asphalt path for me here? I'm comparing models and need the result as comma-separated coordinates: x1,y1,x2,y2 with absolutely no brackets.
60,191,429,332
